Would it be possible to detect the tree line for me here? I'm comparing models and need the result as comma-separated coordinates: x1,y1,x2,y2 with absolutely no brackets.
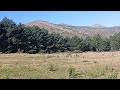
0,17,120,54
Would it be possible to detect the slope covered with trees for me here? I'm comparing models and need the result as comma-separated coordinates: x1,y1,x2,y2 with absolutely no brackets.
0,17,120,54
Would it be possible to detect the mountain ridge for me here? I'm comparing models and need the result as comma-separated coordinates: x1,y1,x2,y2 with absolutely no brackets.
25,20,120,38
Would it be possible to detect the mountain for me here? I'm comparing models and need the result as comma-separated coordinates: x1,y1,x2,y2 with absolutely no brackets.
91,24,106,28
25,21,120,38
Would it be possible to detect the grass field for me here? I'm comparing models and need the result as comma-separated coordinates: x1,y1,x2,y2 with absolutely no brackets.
0,51,120,79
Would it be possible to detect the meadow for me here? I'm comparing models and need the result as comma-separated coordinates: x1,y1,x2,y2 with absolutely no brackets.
0,51,120,79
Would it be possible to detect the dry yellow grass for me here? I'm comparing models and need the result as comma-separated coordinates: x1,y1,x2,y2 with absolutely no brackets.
0,51,120,79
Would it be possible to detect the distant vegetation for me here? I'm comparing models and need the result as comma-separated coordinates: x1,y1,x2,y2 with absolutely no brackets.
0,17,120,54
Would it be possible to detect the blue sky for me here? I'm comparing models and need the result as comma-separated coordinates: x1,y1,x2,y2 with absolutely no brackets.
0,11,120,27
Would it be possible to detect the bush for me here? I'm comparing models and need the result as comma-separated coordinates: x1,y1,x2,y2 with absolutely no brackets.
68,66,76,78
106,73,118,79
48,64,57,72
72,50,83,53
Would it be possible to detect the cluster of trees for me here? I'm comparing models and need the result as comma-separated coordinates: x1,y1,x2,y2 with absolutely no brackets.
0,17,120,54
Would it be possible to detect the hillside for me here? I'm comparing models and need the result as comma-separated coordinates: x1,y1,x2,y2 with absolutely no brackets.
25,21,120,37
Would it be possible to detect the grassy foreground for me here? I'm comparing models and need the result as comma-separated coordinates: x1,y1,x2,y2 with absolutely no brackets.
0,52,120,79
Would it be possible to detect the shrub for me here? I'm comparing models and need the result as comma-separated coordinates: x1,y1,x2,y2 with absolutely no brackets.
93,61,97,63
72,50,83,53
68,66,76,78
82,60,89,62
48,64,57,72
106,72,118,79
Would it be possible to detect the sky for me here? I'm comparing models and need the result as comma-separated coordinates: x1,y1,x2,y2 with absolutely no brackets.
0,11,120,27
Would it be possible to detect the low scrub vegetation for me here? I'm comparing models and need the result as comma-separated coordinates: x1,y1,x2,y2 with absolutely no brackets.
0,52,119,79
48,64,57,72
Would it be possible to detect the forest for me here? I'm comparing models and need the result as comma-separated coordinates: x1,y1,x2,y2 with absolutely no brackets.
0,17,120,54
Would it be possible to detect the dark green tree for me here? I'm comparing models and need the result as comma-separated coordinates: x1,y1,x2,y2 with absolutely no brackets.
100,38,110,51
110,41,120,51
0,24,8,53
91,34,102,51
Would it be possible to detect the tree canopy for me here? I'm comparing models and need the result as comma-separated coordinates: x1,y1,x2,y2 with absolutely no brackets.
0,17,120,54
